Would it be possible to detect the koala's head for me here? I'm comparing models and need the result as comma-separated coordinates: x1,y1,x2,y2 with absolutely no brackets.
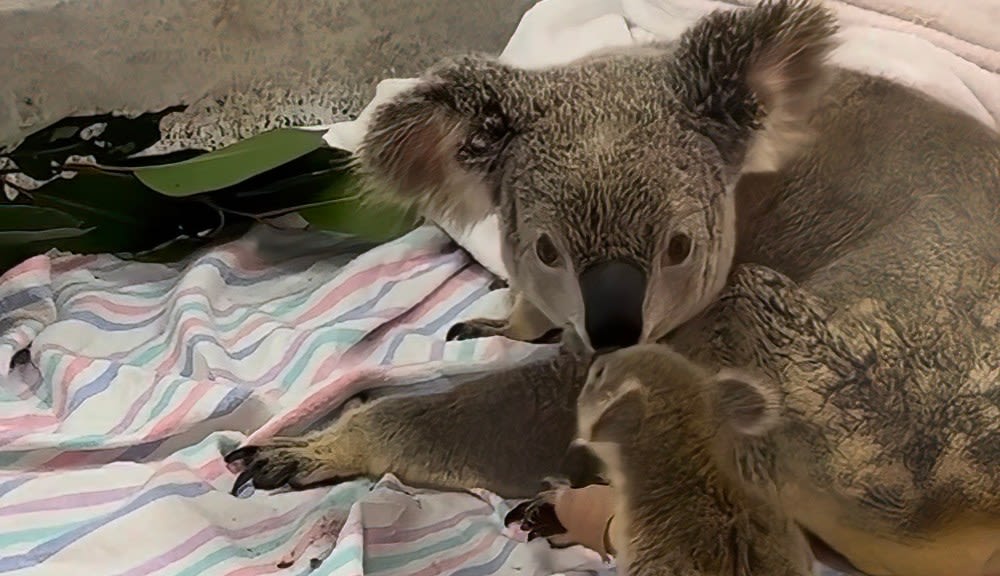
576,344,781,451
357,0,838,351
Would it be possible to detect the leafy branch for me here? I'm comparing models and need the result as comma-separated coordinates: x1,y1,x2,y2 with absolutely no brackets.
1,111,417,271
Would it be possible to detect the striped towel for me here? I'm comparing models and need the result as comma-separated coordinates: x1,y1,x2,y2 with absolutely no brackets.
0,224,614,576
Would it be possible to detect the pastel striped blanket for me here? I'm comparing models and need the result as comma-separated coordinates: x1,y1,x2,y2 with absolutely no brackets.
0,224,618,576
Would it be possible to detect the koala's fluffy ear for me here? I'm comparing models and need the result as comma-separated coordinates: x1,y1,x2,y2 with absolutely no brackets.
355,55,531,230
669,0,839,173
712,369,781,437
590,377,647,443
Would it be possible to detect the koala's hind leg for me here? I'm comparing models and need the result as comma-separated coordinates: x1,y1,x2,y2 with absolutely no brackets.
447,291,562,344
226,350,588,498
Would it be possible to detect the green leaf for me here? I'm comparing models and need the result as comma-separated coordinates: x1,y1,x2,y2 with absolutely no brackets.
300,194,418,242
133,128,328,196
0,205,83,231
0,227,93,246
3,107,186,180
208,149,352,216
13,171,229,256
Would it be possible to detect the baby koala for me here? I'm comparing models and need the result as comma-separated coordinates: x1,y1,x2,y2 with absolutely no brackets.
562,344,812,575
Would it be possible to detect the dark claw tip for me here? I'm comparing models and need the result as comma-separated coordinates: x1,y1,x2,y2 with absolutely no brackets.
224,446,257,464
231,468,257,497
504,501,530,526
446,323,467,341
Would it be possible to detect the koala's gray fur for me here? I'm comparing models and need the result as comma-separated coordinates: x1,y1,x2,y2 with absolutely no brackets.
353,0,839,350
226,0,1000,574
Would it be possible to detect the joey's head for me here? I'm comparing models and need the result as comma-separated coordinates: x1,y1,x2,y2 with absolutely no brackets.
575,344,781,458
357,0,838,351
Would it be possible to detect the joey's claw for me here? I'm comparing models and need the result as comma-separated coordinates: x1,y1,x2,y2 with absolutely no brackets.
505,495,567,541
446,318,509,341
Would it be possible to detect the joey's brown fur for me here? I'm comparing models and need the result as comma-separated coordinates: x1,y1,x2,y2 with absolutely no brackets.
226,1,1000,574
569,345,812,576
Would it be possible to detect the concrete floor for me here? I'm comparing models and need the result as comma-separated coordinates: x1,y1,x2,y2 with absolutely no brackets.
0,0,533,153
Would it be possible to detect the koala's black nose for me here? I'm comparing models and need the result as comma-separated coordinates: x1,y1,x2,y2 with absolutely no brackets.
579,260,646,350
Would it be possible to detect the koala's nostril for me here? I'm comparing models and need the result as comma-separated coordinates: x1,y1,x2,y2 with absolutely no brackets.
578,260,646,350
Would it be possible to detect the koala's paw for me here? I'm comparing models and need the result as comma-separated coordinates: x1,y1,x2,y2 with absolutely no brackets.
446,317,509,341
504,478,570,542
447,318,563,344
225,438,358,495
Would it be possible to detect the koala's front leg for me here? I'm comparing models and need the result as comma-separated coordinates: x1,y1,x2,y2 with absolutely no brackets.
447,291,562,344
226,350,589,498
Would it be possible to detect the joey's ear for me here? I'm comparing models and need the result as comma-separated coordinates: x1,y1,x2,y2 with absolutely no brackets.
669,0,839,173
591,377,647,443
355,55,532,229
712,369,781,437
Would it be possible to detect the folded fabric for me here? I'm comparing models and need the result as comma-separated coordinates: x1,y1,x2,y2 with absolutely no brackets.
0,223,617,575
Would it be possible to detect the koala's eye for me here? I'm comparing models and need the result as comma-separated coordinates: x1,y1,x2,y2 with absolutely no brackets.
666,233,693,266
535,234,562,268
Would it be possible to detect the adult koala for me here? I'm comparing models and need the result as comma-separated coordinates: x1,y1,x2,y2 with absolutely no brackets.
227,0,1000,574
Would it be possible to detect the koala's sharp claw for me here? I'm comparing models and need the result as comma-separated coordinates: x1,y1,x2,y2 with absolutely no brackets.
232,467,258,496
505,495,567,539
504,501,532,526
223,439,326,496
224,445,258,465
252,461,299,491
446,322,470,341
529,328,564,344
446,318,508,341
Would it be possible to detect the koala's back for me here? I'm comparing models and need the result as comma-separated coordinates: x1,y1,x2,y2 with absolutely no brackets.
721,69,999,576
741,68,999,312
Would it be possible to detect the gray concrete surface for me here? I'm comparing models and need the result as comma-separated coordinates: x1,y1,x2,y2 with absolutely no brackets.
0,0,533,153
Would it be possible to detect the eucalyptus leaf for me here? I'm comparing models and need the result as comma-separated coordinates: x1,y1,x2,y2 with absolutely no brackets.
0,227,94,246
208,149,355,217
17,171,229,256
300,195,418,242
0,205,82,230
133,128,328,196
3,107,185,180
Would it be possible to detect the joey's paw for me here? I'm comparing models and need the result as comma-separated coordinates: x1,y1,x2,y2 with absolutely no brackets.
224,438,349,496
446,317,509,341
504,485,568,543
507,482,617,558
